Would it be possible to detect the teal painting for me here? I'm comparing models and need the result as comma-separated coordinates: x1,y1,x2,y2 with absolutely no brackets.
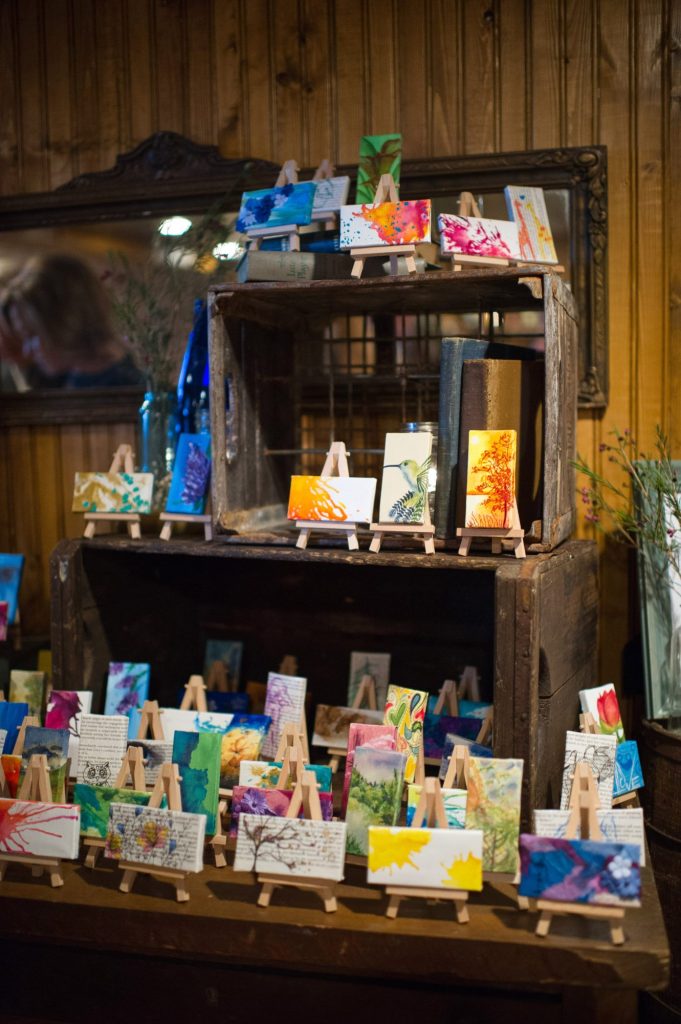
172,730,221,835
74,783,157,839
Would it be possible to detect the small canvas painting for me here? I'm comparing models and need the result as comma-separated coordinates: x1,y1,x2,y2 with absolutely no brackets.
438,735,493,780
356,133,402,204
166,433,211,514
561,730,617,810
0,602,7,641
106,803,206,873
0,701,29,754
406,783,467,829
340,200,431,249
45,690,93,770
72,472,154,514
218,714,271,788
312,175,350,216
238,760,332,793
203,639,244,691
127,739,173,786
74,783,157,839
228,786,334,837
261,672,307,760
288,476,376,523
341,723,397,815
464,430,517,529
504,185,558,264
465,756,523,874
345,746,406,856
143,708,234,745
172,730,222,835
368,826,484,891
236,181,317,233
533,807,646,866
312,704,384,750
0,798,80,859
518,834,641,907
76,714,129,786
423,713,480,761
9,670,46,717
347,651,391,708
383,684,427,784
20,726,69,801
104,663,151,734
378,432,433,525
614,740,644,798
0,553,24,623
233,814,346,881
579,684,625,742
438,213,520,260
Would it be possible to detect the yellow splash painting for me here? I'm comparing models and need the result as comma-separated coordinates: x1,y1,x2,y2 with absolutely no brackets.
367,825,484,891
287,476,376,523
441,851,483,890
368,827,431,873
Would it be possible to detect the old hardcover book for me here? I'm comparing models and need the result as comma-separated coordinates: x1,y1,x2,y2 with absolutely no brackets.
237,250,359,283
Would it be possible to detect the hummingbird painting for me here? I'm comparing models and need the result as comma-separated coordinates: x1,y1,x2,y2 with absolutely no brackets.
383,455,432,523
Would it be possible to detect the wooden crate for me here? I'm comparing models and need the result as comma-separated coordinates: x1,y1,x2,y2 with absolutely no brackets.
49,536,597,824
208,268,578,551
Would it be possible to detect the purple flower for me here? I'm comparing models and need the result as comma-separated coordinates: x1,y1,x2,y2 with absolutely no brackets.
241,789,270,816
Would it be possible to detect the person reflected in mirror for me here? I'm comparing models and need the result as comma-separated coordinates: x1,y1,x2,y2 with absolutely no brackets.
0,253,145,389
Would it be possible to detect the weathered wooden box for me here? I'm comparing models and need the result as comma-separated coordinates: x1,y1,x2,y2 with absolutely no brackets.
208,267,578,551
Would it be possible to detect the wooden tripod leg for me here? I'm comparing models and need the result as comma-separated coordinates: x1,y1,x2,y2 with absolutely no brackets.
404,253,417,274
48,865,64,888
160,521,173,541
514,537,526,558
84,845,101,869
455,899,469,924
369,533,383,553
491,538,502,554
517,894,530,910
346,529,359,552
258,881,276,907
386,893,401,919
84,520,96,539
351,257,365,279
129,520,141,540
296,528,310,550
175,879,190,903
423,534,435,555
320,887,337,913
328,753,341,773
610,919,625,945
536,910,553,937
119,868,137,894
458,536,472,556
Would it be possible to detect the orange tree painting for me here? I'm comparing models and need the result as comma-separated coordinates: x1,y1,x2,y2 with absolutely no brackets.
465,430,517,528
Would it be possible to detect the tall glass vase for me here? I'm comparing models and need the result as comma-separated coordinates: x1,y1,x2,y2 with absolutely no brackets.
138,390,180,510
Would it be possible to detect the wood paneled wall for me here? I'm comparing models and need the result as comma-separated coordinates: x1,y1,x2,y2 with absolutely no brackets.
0,0,678,686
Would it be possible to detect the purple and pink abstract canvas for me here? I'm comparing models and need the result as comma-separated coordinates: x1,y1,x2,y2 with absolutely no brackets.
438,213,520,260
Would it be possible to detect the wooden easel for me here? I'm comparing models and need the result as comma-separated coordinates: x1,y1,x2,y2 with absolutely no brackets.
136,700,165,741
433,679,459,717
384,777,471,923
534,762,627,946
257,769,339,913
279,654,299,677
350,174,417,279
275,720,310,766
458,665,481,702
326,674,378,773
580,710,638,808
442,743,471,790
369,488,435,555
83,746,147,868
277,741,307,789
295,441,361,551
117,763,192,902
247,160,303,252
0,754,66,888
12,714,40,757
456,498,525,558
447,192,516,271
83,445,143,539
160,496,213,542
179,675,208,712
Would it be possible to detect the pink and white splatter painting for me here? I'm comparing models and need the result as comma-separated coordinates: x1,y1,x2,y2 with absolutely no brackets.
0,798,80,858
438,213,520,260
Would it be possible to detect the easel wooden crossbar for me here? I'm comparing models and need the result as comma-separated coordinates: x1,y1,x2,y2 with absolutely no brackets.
160,507,213,542
83,445,142,539
349,174,417,280
456,499,525,558
0,755,66,887
295,442,362,552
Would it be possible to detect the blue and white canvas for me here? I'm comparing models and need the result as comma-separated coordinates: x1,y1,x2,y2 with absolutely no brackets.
236,182,317,233
0,701,28,754
166,434,211,515
104,662,151,739
613,740,644,798
0,554,24,624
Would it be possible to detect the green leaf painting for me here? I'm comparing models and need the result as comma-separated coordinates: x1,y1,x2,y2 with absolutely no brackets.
356,133,402,204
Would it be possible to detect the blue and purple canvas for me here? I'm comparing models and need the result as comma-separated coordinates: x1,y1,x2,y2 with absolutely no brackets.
438,734,493,780
0,701,28,754
166,433,211,515
613,740,645,797
104,662,151,738
229,785,334,837
423,713,480,760
0,554,24,624
518,834,642,907
236,182,317,233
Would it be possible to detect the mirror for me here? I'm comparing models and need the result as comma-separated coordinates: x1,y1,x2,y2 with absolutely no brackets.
0,133,606,420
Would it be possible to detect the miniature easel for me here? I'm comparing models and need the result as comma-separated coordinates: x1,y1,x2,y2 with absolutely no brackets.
447,192,515,271
458,665,481,702
580,711,638,808
136,700,165,741
257,769,338,912
326,674,378,773
247,160,303,252
384,776,471,923
83,445,142,539
475,707,494,747
279,654,299,676
160,496,213,542
534,762,627,946
311,159,339,230
456,498,525,558
179,675,208,712
83,746,147,868
433,679,459,717
443,743,471,790
277,740,307,789
0,754,66,888
205,658,237,692
369,482,435,555
350,174,417,279
275,720,310,766
296,442,361,551
12,714,40,757
118,763,191,902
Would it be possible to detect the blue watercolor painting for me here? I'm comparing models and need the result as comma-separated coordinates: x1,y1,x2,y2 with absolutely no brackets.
518,834,642,906
104,662,151,738
236,182,317,233
0,701,28,754
0,554,24,624
172,730,221,835
166,433,211,515
423,713,480,760
613,740,645,797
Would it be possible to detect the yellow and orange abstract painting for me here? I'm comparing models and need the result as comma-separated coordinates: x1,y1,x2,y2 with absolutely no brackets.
464,430,517,529
287,476,376,523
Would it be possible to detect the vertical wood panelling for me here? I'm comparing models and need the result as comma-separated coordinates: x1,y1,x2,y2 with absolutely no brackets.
333,0,367,164
70,0,101,176
669,1,681,451
126,0,155,145
364,0,398,136
300,0,335,166
461,0,497,154
395,3,428,157
270,1,305,165
15,0,49,191
95,1,128,169
185,0,216,145
529,0,564,148
565,0,596,144
152,0,187,134
214,0,245,157
428,0,463,155
43,0,74,188
497,0,530,151
0,1,20,194
241,0,275,159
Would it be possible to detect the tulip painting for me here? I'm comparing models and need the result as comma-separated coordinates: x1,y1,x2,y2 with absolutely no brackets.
579,684,625,743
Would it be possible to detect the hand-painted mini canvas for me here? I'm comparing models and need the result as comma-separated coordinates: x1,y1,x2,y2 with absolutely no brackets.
72,472,154,513
0,701,28,754
9,670,46,718
166,433,211,514
287,476,376,523
341,723,397,815
0,798,80,858
368,826,484,891
378,432,433,525
311,175,350,216
356,133,402,204
203,639,244,691
578,684,625,742
423,713,480,761
459,699,493,720
261,672,307,760
127,739,173,785
312,704,384,750
465,430,518,529
106,803,206,873
518,834,641,906
0,553,24,623
406,783,467,829
218,715,271,788
0,602,7,641
340,200,431,249
533,807,646,866
152,708,234,745
76,714,129,786
383,684,427,784
438,735,493,780
74,783,158,839
561,730,617,810
238,760,333,793
20,726,69,801
172,730,221,834
236,181,317,233
228,785,334,837
438,213,520,260
504,186,558,264
345,746,407,856
465,756,523,874
347,651,391,707
233,813,346,881
1,755,21,797
613,740,644,797
45,690,93,770
104,663,151,736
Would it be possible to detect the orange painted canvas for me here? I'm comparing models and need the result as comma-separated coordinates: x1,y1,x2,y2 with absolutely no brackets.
288,476,376,523
340,200,431,248
464,430,517,528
